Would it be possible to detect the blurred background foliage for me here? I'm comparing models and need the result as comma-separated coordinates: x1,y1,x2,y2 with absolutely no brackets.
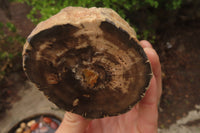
12,0,183,41
0,21,25,80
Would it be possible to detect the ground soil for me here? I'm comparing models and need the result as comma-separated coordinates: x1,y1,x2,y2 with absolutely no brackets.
0,2,35,118
0,2,200,129
156,19,200,128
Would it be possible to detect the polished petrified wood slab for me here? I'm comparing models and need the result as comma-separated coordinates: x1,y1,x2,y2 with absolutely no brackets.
22,7,152,119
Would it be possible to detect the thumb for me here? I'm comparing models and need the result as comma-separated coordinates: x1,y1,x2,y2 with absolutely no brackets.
56,112,90,133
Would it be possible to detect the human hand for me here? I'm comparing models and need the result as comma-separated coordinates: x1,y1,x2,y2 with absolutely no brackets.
56,40,162,133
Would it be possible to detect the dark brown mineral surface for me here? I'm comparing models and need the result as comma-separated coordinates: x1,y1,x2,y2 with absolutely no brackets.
22,7,152,118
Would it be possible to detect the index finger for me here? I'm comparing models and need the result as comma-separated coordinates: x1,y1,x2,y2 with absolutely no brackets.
140,41,162,100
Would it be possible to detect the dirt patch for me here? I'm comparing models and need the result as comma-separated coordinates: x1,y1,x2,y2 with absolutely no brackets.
0,72,26,118
9,2,35,37
156,20,200,128
0,2,34,118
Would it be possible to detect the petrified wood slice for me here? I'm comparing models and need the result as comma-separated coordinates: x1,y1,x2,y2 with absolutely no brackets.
22,7,152,119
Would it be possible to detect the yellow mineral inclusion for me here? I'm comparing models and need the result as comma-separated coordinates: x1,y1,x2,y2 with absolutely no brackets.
46,73,58,84
83,69,99,88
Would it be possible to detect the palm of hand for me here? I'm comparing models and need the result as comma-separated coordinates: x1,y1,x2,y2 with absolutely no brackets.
86,78,159,133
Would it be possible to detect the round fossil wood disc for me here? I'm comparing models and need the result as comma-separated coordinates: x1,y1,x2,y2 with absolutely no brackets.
22,7,152,119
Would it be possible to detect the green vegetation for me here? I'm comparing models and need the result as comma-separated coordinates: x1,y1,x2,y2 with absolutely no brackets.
15,0,183,41
0,22,25,80
14,0,183,23
6,22,17,32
